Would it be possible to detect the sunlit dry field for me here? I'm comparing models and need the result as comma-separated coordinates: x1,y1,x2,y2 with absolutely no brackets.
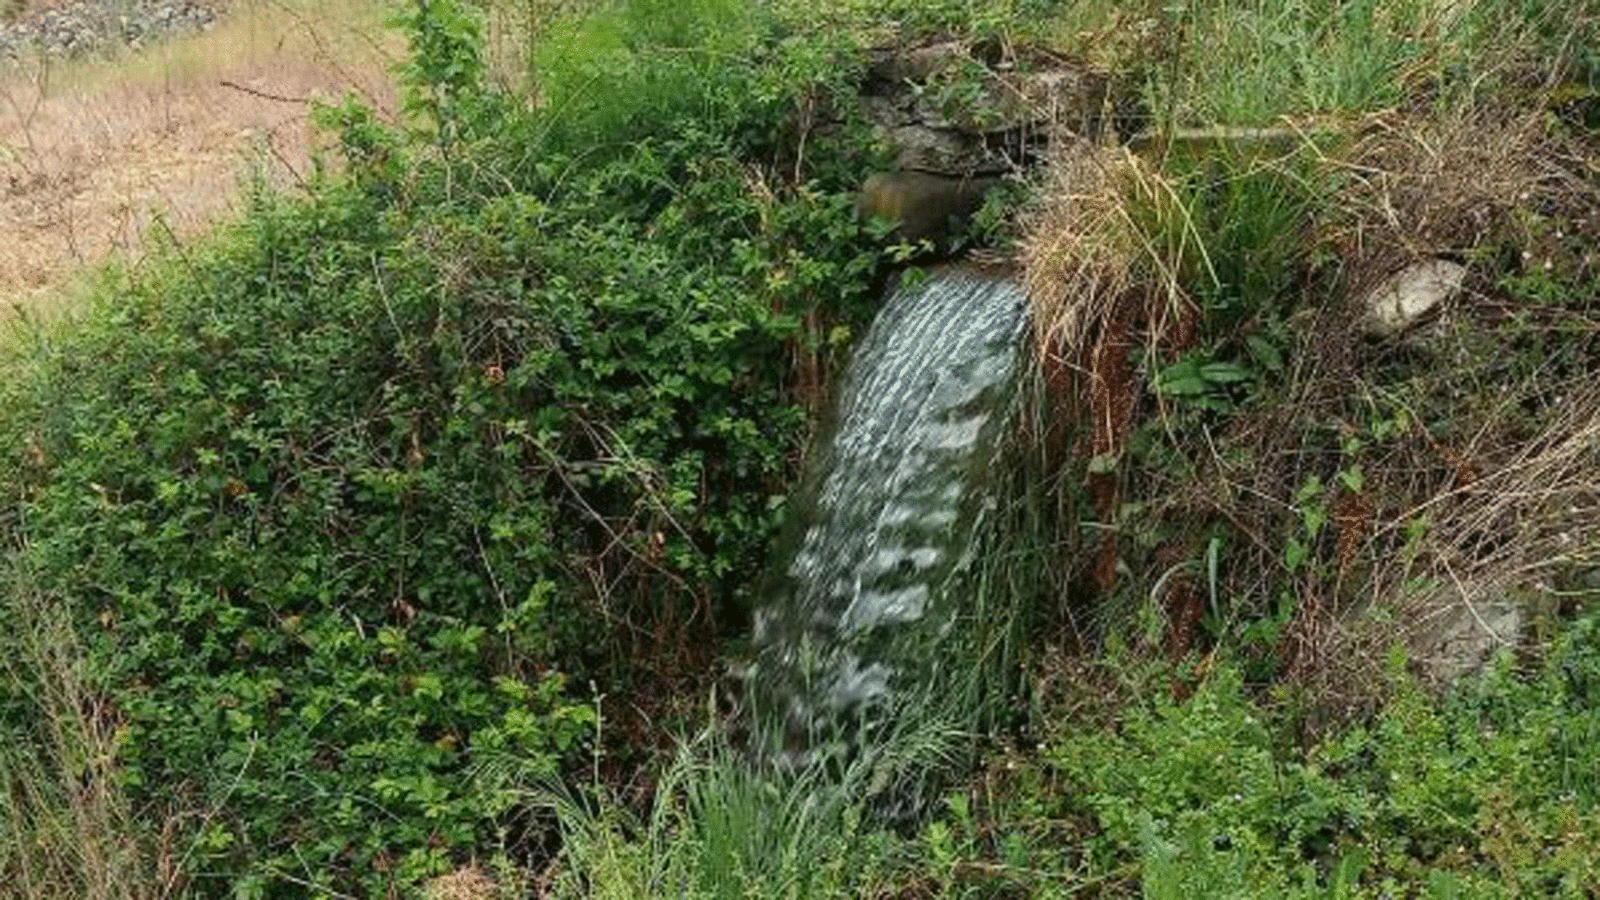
0,0,404,308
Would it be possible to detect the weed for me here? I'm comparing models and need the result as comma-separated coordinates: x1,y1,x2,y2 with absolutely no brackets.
0,558,174,900
0,0,1594,893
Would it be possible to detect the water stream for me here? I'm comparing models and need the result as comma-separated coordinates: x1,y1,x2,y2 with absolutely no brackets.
749,265,1031,763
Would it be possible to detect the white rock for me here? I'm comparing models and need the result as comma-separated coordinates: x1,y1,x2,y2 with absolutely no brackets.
1409,580,1522,686
1360,258,1467,338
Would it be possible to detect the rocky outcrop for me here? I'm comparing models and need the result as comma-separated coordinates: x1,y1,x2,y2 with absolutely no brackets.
860,39,1108,177
0,0,219,62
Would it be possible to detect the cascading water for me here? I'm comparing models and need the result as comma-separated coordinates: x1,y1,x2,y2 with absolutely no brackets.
749,265,1032,766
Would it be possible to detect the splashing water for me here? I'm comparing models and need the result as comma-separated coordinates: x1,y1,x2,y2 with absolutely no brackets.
750,266,1030,761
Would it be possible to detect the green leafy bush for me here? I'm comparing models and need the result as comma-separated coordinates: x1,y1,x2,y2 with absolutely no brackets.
0,0,883,892
1032,627,1600,896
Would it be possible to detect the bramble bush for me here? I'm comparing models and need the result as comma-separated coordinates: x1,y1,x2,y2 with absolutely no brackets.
0,0,884,892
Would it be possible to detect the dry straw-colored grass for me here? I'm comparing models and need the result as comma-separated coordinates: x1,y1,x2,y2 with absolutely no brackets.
1020,139,1205,600
1021,104,1598,711
1283,362,1600,709
1327,106,1598,296
1022,141,1196,370
0,0,403,310
1,562,187,900
1288,108,1600,703
424,864,508,900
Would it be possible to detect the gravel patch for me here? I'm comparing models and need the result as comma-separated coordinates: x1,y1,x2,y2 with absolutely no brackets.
0,0,222,62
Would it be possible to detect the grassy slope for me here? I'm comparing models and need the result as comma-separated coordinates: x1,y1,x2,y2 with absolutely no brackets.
0,0,1594,897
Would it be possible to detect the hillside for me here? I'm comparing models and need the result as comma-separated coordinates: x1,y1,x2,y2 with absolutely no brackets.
0,0,399,303
0,0,1595,897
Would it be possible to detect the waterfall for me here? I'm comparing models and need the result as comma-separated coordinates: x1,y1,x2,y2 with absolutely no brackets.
749,265,1032,766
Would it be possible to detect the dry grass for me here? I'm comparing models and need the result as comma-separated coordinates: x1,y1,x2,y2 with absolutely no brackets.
1327,107,1599,294
1023,142,1177,365
1278,363,1600,708
1020,139,1205,600
1283,109,1600,702
424,865,508,900
0,0,404,310
0,560,182,900
1021,99,1599,712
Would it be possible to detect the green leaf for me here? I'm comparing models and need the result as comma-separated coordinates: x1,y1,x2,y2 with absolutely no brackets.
1244,334,1284,373
1158,373,1209,396
1199,362,1251,383
1338,465,1365,493
1301,503,1328,541
1284,537,1309,572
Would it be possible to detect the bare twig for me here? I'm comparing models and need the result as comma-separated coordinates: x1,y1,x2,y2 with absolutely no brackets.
218,79,307,104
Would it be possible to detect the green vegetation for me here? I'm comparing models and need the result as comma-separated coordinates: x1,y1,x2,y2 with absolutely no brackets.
537,714,954,899
1,0,886,892
911,627,1600,899
0,0,1595,896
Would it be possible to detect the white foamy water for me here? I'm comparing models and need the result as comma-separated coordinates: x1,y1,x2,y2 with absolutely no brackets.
751,267,1028,754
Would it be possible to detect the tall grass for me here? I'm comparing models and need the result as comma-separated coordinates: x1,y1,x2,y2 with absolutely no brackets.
527,0,770,151
532,708,962,899
0,560,168,900
1129,0,1596,130
1150,0,1441,127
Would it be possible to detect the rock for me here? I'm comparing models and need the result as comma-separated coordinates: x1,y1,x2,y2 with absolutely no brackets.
1409,579,1523,686
857,170,1000,242
0,0,219,64
1360,258,1467,338
867,39,971,83
859,39,1107,177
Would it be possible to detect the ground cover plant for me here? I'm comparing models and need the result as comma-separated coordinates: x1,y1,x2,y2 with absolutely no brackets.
908,622,1600,898
0,0,890,893
0,0,1594,896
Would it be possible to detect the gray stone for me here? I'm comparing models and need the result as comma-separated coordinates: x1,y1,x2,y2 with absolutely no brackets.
1360,258,1468,338
859,40,1106,177
0,0,218,64
1408,580,1523,686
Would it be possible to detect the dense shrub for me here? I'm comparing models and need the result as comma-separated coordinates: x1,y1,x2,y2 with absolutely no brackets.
0,0,882,892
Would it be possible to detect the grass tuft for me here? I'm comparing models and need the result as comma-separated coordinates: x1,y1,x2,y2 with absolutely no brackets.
530,713,961,899
0,559,173,900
